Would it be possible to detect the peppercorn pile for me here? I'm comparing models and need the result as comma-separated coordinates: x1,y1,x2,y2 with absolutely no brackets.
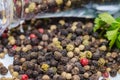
0,18,120,80
14,0,106,19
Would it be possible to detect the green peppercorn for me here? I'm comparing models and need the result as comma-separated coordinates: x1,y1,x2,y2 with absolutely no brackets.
79,44,85,51
53,41,61,46
66,0,71,7
98,58,106,66
66,44,74,51
83,72,89,78
118,69,120,74
71,67,79,75
19,35,25,40
83,35,90,40
59,20,65,26
50,25,57,31
67,51,74,58
0,53,5,59
84,65,90,71
74,47,80,54
12,71,19,78
111,52,117,58
82,40,89,46
55,0,63,5
41,63,49,71
79,52,86,59
72,75,80,80
67,33,72,39
71,25,77,32
99,45,107,51
65,73,72,79
56,45,63,50
61,72,67,78
52,37,58,42
42,75,50,80
85,51,92,59
0,62,3,67
28,2,36,12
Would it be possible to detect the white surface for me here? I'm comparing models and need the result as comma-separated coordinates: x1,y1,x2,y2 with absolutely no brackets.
0,54,13,77
0,54,120,80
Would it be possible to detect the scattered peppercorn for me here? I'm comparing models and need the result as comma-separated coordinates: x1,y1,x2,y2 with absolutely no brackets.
1,18,120,79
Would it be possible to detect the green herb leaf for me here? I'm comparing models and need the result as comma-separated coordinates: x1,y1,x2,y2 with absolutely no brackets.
106,28,119,49
108,22,119,30
94,12,120,50
118,34,120,41
116,17,120,22
116,38,120,49
93,18,105,32
99,12,116,25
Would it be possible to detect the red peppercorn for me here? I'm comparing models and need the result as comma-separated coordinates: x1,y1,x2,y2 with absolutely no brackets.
22,74,28,80
38,28,44,34
13,0,17,3
2,33,8,38
4,29,8,33
30,34,37,39
12,45,17,50
24,0,29,4
80,58,89,66
103,72,109,78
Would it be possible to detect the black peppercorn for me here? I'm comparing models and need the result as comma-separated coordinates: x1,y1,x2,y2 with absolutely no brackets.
1,38,8,46
92,32,99,39
30,52,38,59
54,51,62,60
66,28,73,33
25,54,31,61
70,33,76,40
60,49,67,56
26,69,33,77
8,48,16,57
91,60,98,67
57,65,65,74
60,29,68,36
65,64,73,72
45,52,53,60
13,59,21,65
22,61,29,71
31,38,39,46
23,39,31,45
35,76,42,80
117,56,120,63
0,66,8,75
92,51,101,60
30,59,37,64
50,59,58,66
75,28,83,35
32,71,39,78
110,69,117,77
71,67,79,75
13,65,21,72
19,70,25,74
46,68,56,77
60,57,69,64
37,56,45,64
27,62,35,70
89,74,99,80
76,21,83,28
15,39,21,46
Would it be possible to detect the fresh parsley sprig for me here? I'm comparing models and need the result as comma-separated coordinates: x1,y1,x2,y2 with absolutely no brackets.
94,12,120,50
